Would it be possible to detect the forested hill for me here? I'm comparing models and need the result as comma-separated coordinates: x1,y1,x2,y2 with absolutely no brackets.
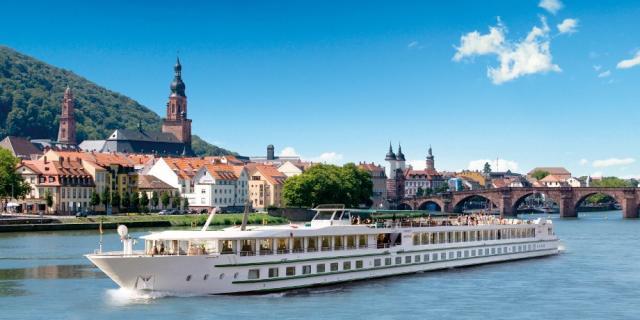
0,46,233,156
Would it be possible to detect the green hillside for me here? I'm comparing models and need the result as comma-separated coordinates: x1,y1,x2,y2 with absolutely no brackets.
0,46,233,156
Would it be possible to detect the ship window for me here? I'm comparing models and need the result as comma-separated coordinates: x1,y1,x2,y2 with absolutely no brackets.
302,265,312,275
343,261,351,271
248,269,260,280
447,232,454,243
441,252,446,260
330,263,339,272
186,275,192,281
457,251,462,258
395,257,402,265
268,268,279,278
448,252,454,259
413,233,420,245
286,266,296,276
415,255,421,263
203,274,209,281
334,236,343,250
497,247,502,254
321,236,331,251
307,237,317,252
374,259,381,267
356,260,364,269
385,258,392,266
405,256,411,264
317,264,326,273
358,235,367,248
491,248,496,254
432,253,437,261
464,250,469,258
471,249,476,257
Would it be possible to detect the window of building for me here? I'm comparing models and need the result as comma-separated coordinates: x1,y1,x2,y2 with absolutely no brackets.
286,266,296,276
248,269,260,280
268,268,279,278
415,255,421,263
302,265,312,275
374,259,381,267
385,258,392,266
317,264,326,273
356,260,364,269
457,251,462,258
448,252,454,259
395,257,402,265
330,263,339,272
343,261,351,271
405,256,412,264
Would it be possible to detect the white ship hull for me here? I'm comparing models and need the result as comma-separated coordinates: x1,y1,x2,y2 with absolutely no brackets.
88,236,559,295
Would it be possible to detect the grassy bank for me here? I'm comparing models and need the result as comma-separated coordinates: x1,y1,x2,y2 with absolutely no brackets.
73,213,288,227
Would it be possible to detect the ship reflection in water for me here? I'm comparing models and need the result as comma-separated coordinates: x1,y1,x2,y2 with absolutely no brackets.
0,264,105,281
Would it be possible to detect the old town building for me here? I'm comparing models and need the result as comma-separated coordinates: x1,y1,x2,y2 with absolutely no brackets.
358,162,387,208
248,164,288,210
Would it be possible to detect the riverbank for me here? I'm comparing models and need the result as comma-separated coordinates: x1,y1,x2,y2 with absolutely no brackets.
0,213,288,233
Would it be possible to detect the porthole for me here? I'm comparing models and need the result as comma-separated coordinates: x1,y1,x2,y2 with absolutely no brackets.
204,274,209,281
186,275,192,281
219,273,225,280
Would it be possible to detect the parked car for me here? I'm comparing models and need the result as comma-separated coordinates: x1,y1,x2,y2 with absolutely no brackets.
158,209,179,215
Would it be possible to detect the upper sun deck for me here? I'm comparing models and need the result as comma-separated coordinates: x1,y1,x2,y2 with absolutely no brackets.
141,205,549,242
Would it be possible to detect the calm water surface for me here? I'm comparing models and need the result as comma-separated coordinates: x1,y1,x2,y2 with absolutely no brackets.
1,211,639,320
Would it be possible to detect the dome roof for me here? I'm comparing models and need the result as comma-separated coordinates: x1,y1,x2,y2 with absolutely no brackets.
396,144,405,161
385,143,396,161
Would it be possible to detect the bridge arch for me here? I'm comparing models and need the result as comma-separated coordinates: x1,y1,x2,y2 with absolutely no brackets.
452,194,499,213
511,191,561,214
417,199,444,212
397,202,413,210
573,191,623,212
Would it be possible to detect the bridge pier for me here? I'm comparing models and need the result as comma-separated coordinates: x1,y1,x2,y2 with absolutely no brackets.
621,192,638,219
499,194,516,217
559,193,577,218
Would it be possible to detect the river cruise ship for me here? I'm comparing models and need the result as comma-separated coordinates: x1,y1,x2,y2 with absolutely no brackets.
86,205,560,295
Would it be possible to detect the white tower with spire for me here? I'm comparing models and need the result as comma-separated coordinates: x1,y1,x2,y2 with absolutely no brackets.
385,142,397,179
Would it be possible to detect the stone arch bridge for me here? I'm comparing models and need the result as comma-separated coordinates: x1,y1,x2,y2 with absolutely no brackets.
400,187,640,218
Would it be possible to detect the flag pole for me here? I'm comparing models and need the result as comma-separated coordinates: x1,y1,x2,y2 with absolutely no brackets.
99,217,103,253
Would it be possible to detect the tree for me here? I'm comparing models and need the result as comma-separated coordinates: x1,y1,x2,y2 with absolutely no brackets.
89,191,100,210
282,163,373,208
591,177,633,188
140,192,150,212
111,191,120,209
183,197,189,211
171,196,181,209
100,188,110,208
160,191,170,209
44,189,53,214
121,191,131,211
151,191,159,209
530,170,550,181
483,162,492,174
416,187,424,197
130,192,140,213
0,149,30,211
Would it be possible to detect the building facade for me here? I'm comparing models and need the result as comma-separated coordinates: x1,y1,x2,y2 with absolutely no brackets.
248,165,288,210
358,162,387,208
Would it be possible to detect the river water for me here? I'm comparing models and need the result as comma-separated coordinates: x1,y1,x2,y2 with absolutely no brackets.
0,211,638,320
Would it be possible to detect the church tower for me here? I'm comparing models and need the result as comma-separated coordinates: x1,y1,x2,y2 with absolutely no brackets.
426,145,435,171
162,57,192,152
57,86,76,145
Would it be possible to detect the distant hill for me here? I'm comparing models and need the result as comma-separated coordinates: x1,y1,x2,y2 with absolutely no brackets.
0,46,234,156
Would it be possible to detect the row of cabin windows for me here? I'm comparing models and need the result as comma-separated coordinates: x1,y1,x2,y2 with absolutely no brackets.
223,235,371,255
248,260,366,280
412,228,536,246
245,243,541,280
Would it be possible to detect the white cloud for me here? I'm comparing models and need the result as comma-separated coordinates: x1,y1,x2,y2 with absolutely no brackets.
579,158,589,165
468,159,519,172
622,174,640,180
597,70,611,78
279,146,299,157
557,18,578,34
408,160,426,170
593,65,602,71
453,17,561,84
617,51,640,69
592,158,636,168
408,41,419,49
539,0,563,14
309,152,344,164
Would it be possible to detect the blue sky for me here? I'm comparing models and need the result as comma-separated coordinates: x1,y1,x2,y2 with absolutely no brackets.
2,0,640,177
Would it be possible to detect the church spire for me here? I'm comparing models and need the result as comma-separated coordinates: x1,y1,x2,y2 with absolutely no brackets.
170,56,186,97
396,143,405,161
426,144,435,171
57,86,76,145
385,142,396,161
